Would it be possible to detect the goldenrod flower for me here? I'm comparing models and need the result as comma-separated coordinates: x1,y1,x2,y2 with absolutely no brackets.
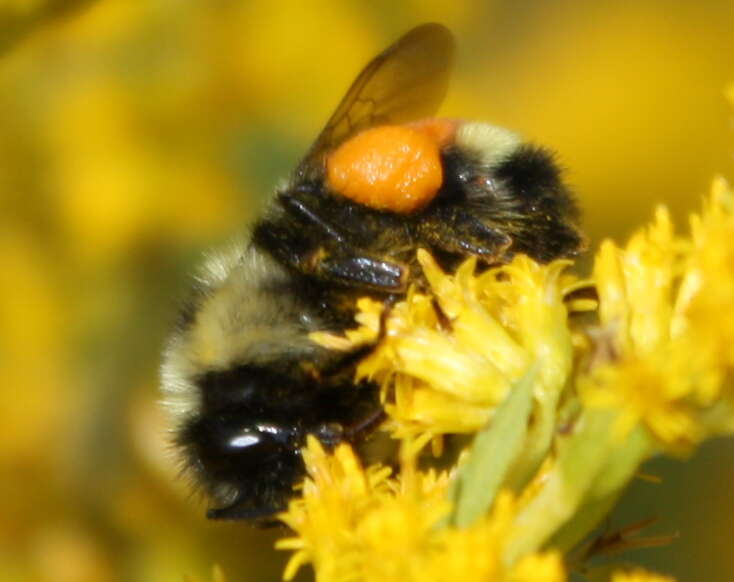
289,179,734,581
315,250,590,443
277,436,450,582
278,438,564,582
582,178,734,449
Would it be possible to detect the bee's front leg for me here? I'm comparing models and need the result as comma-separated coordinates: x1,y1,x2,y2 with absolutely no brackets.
417,206,512,263
253,207,409,293
304,247,409,292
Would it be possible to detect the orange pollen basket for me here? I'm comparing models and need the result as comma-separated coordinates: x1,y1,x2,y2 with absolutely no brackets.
326,119,457,214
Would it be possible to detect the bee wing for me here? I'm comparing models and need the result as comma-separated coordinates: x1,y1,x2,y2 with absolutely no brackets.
295,23,455,181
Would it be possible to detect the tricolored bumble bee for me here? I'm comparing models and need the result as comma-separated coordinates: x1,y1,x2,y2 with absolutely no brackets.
161,23,582,521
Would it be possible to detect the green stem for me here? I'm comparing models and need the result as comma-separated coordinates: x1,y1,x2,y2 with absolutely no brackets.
503,410,653,565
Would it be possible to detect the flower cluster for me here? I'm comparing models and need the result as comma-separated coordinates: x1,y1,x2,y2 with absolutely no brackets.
581,179,734,450
280,178,734,581
277,437,564,582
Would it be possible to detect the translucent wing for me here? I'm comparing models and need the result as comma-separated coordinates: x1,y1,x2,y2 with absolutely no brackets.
295,23,455,181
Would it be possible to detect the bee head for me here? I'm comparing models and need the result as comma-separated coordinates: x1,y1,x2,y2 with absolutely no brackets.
179,415,301,520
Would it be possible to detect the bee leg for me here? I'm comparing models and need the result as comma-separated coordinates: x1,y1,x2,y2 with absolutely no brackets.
431,296,453,332
253,214,408,292
343,407,386,440
310,383,385,444
305,248,409,292
319,343,376,378
419,209,512,261
273,190,411,291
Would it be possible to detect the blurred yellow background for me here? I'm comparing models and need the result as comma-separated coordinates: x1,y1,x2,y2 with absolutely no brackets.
1,1,733,581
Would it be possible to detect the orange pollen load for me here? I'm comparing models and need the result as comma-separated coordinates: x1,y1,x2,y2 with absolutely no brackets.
326,122,455,214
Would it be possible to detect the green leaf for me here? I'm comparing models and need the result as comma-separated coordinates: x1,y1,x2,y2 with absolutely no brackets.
445,364,537,528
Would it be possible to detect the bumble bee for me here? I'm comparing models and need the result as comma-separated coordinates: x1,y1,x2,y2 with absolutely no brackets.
161,23,583,521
